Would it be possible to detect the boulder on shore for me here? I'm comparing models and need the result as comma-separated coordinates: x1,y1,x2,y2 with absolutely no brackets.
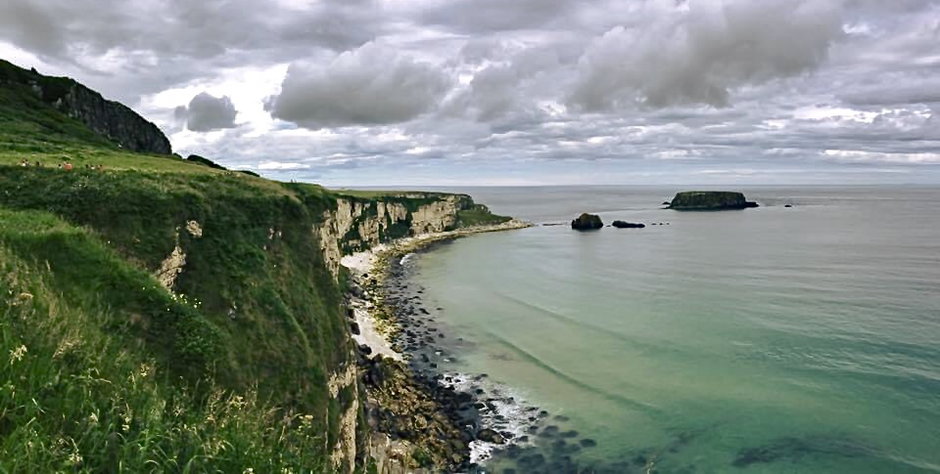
612,221,645,229
571,213,603,230
476,428,506,444
667,191,758,211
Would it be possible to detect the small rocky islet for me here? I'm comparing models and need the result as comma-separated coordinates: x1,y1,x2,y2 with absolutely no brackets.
570,191,758,233
666,191,759,210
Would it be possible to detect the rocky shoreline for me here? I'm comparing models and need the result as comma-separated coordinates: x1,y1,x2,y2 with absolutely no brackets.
343,220,535,472
343,219,615,473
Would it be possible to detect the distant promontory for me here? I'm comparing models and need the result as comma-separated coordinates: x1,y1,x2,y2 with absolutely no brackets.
667,191,759,210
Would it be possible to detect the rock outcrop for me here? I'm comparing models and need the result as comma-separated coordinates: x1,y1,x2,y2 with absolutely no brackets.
0,59,171,154
571,213,603,230
612,220,645,228
668,191,759,210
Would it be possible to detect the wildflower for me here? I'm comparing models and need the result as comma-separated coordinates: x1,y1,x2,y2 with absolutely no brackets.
299,414,314,428
66,450,83,466
88,412,99,425
138,363,153,379
243,468,254,474
9,345,27,364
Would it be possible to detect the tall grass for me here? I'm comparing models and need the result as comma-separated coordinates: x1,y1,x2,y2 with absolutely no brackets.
0,213,326,472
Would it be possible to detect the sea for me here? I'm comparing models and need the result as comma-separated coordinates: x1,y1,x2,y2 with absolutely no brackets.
403,186,940,473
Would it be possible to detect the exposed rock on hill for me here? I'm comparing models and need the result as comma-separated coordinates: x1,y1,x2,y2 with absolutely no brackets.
0,59,171,154
186,154,226,169
668,191,759,210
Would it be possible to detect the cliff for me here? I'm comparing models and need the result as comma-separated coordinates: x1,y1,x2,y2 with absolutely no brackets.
0,62,512,472
0,59,171,154
0,165,506,472
668,191,759,210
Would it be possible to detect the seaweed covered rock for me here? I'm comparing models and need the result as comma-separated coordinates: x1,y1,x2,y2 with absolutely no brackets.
668,191,758,210
571,213,603,230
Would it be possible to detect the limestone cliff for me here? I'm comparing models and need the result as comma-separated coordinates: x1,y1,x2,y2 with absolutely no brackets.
318,192,505,473
318,193,472,278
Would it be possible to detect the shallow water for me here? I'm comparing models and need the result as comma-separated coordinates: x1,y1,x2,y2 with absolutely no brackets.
409,186,940,473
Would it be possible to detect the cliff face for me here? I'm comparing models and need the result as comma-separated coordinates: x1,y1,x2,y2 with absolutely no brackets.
54,83,172,154
0,59,171,154
318,193,472,277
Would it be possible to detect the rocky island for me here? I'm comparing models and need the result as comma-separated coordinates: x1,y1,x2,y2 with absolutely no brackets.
668,191,759,210
571,213,603,230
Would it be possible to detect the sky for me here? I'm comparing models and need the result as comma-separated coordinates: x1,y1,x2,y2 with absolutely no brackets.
1,0,939,186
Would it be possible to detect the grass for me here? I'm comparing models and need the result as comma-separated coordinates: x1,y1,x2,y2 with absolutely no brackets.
0,166,351,471
0,209,326,473
457,204,512,227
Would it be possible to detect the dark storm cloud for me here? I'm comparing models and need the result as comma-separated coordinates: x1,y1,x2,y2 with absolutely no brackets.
419,0,578,33
177,92,238,132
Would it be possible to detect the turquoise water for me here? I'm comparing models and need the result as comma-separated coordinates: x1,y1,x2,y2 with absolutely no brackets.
410,187,940,473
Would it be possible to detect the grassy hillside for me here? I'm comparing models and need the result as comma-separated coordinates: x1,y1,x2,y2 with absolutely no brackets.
1,59,513,472
0,209,327,472
0,166,354,472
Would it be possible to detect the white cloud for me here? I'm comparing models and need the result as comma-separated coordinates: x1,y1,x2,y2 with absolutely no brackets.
266,42,452,128
569,0,843,110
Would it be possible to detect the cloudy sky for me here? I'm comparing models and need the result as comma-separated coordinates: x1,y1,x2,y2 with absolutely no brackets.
2,0,939,186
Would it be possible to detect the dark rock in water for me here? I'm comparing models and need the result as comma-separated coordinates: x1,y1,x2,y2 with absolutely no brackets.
612,220,645,229
579,438,597,448
662,201,672,206
732,436,871,468
571,213,603,230
349,322,360,335
357,344,372,355
785,204,793,208
476,428,506,444
519,453,546,468
668,191,759,210
560,430,579,438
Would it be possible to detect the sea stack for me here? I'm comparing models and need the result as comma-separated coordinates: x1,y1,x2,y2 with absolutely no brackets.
612,221,645,229
571,213,603,230
667,191,759,211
